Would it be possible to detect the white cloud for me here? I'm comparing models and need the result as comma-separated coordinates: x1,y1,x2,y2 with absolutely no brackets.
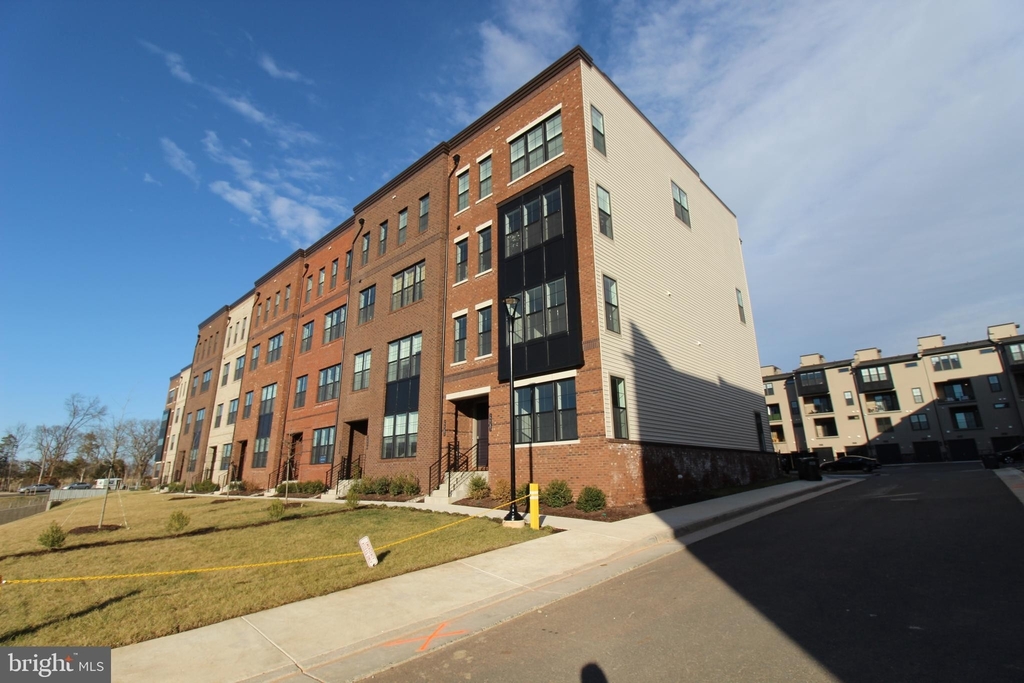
142,173,161,186
209,180,263,222
159,138,199,185
258,53,314,85
138,40,193,84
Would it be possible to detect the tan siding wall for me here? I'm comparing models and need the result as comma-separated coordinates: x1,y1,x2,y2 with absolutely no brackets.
581,64,765,450
207,294,254,484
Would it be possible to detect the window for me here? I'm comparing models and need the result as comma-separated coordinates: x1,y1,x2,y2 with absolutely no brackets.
358,286,376,323
939,381,973,402
391,261,425,310
912,387,924,404
603,276,620,333
312,426,336,465
860,366,889,383
191,377,198,397
294,375,307,408
478,307,492,357
910,414,929,430
510,278,568,345
596,185,612,238
243,391,253,419
930,354,961,371
994,402,1009,409
398,209,408,245
514,379,577,444
323,306,346,343
201,370,211,393
457,171,469,211
379,220,388,255
184,412,192,434
221,363,229,386
419,194,429,231
478,227,492,272
764,382,775,396
951,408,981,430
807,395,834,414
305,275,312,303
479,156,492,198
736,289,746,324
214,403,223,429
767,403,782,421
361,233,370,265
317,364,341,402
220,443,232,471
799,370,825,387
611,376,628,439
455,240,468,282
189,410,204,471
249,344,260,371
318,268,325,297
671,181,690,226
814,418,838,438
227,398,238,425
875,417,894,433
383,333,422,459
252,384,276,468
504,186,562,257
301,321,313,352
267,333,283,363
510,111,562,181
988,375,1002,392
1008,343,1024,362
453,315,467,362
353,350,371,391
330,259,338,289
844,391,854,406
345,251,352,281
274,291,280,317
284,285,290,311
254,305,260,327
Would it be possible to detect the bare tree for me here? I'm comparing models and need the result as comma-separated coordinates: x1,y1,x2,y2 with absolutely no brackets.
126,418,161,486
1,423,28,490
33,395,107,483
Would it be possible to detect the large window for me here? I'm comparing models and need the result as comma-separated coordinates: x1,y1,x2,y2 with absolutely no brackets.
514,379,577,444
860,366,889,383
243,391,253,419
591,106,605,154
951,408,980,430
323,306,346,343
201,370,211,393
234,355,244,381
515,278,567,343
910,414,929,430
453,315,467,362
603,276,619,333
798,370,825,388
672,181,690,226
312,426,336,465
479,156,492,198
353,350,371,391
391,262,425,310
930,354,961,371
398,209,408,245
379,220,388,255
1009,344,1024,362
597,185,612,237
250,344,260,371
504,186,562,256
419,194,429,232
457,171,469,211
301,321,314,352
510,111,562,181
455,240,468,282
383,333,422,459
358,286,376,324
252,384,276,468
478,227,491,273
478,307,492,357
294,375,307,408
267,333,283,363
227,398,238,425
611,376,628,439
317,364,341,402
220,443,232,471
875,417,894,433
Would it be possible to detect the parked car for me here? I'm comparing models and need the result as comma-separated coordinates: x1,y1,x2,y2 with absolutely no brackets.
63,482,92,490
998,443,1024,464
820,456,880,473
18,483,55,494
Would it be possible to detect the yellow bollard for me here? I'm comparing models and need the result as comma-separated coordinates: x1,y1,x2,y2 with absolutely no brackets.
529,483,540,530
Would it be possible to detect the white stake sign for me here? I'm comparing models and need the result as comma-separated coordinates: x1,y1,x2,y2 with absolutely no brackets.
358,535,378,568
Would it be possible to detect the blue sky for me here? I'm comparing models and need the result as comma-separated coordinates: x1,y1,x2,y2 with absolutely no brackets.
2,0,1022,432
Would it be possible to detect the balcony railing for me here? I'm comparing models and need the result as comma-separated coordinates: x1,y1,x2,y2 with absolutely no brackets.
867,405,899,414
805,407,834,415
939,395,976,404
768,414,783,422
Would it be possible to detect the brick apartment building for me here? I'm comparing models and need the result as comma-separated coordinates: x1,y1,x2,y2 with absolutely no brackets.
763,322,1024,463
158,46,774,504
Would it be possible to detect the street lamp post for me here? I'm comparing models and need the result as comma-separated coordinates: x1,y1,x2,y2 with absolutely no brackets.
504,296,524,523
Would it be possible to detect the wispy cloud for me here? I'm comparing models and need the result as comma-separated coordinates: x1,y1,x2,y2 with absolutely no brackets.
139,40,193,84
159,138,199,185
258,53,314,85
142,172,161,186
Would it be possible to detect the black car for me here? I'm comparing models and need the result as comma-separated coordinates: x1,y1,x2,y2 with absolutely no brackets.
998,443,1024,464
820,455,880,473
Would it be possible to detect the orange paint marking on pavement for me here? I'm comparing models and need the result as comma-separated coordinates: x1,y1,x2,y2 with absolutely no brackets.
383,621,468,652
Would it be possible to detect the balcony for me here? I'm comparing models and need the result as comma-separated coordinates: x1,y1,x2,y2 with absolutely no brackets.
938,394,976,404
805,406,834,416
768,413,783,422
866,404,900,413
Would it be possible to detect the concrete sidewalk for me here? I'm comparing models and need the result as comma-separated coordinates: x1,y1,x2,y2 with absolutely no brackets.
112,477,855,683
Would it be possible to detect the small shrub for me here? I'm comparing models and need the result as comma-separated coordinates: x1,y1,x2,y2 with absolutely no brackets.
193,480,219,494
575,486,607,512
166,482,185,493
515,482,531,505
345,486,360,509
468,474,490,500
541,480,573,508
370,476,391,495
491,479,511,504
267,499,286,520
389,473,420,496
166,510,191,534
275,480,327,496
38,521,67,550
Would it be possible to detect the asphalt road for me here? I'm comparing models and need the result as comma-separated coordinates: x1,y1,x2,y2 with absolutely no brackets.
365,464,1024,682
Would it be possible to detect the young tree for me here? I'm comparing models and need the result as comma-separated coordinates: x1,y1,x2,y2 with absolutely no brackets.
33,395,107,483
126,418,161,486
1,423,28,491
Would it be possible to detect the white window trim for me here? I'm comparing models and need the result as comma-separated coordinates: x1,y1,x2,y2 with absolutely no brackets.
506,152,564,188
475,194,492,205
475,220,493,232
445,386,491,401
506,104,562,143
451,308,468,318
516,439,580,449
450,360,468,367
512,368,577,389
455,164,470,176
453,232,470,244
454,205,470,218
476,149,493,163
474,353,494,361
475,299,493,310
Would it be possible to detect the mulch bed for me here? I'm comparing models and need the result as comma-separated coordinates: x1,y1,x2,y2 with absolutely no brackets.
356,493,422,503
68,525,122,535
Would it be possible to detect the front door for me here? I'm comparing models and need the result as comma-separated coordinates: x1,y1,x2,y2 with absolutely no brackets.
474,401,489,468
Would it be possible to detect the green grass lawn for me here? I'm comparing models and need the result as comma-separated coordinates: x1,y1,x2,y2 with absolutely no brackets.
0,492,550,647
